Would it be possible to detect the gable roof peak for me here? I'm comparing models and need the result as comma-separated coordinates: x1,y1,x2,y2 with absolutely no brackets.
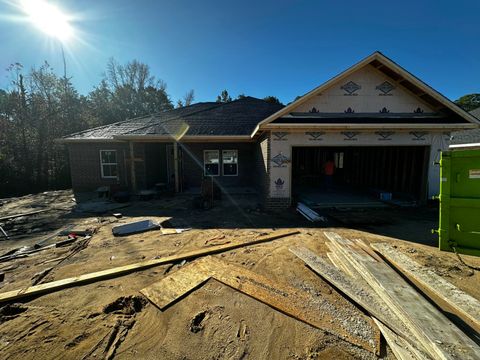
251,52,479,136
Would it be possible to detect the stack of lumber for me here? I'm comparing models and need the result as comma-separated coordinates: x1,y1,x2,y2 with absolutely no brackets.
290,232,480,360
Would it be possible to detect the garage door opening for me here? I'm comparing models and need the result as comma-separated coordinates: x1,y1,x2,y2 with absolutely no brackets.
292,146,429,208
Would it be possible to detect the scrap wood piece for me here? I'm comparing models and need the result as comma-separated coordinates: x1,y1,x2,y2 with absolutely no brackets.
289,247,420,348
324,232,480,360
0,229,299,303
372,242,480,334
140,260,212,309
141,257,380,355
372,318,430,360
0,209,50,222
325,243,359,279
0,226,9,240
326,252,352,277
31,236,92,285
160,228,191,236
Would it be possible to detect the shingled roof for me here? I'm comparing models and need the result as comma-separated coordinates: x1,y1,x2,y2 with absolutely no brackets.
63,97,283,141
450,107,480,145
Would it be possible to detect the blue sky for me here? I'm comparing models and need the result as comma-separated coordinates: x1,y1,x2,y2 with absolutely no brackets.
0,0,478,104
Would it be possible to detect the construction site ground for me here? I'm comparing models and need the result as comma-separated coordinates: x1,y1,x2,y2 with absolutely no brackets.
0,190,479,360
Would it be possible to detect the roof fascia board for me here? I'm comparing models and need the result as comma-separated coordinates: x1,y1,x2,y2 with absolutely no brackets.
263,123,478,130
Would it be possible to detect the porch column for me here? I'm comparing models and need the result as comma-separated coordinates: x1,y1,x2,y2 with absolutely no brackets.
173,141,180,193
129,141,137,193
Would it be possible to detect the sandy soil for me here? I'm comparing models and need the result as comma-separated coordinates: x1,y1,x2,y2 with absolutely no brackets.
0,191,479,359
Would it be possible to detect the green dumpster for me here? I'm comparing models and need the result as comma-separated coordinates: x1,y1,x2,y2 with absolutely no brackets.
436,148,480,256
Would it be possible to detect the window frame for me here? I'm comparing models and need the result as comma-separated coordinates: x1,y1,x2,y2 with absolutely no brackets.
99,150,118,179
203,150,220,177
222,149,238,177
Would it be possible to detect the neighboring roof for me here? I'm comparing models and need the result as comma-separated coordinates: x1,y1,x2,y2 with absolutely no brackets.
252,51,480,136
63,97,283,141
471,107,480,120
450,108,480,145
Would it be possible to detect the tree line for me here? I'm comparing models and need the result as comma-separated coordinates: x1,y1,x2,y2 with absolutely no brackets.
0,59,283,198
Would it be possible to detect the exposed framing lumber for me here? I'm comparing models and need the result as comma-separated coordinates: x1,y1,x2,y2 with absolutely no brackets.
0,230,299,303
372,242,480,334
324,232,480,360
141,257,380,354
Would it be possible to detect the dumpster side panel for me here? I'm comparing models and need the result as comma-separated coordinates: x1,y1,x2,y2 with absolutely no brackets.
439,149,480,256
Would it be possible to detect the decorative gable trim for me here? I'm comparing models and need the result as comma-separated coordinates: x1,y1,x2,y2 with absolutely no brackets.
251,52,479,137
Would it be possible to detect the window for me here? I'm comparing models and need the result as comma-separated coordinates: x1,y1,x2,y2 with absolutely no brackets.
100,150,118,178
222,150,238,176
204,150,220,176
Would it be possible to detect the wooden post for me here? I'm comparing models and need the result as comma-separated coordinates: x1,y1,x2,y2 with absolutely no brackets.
173,141,179,193
129,141,137,193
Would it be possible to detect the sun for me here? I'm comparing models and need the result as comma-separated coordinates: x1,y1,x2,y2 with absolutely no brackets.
20,0,73,41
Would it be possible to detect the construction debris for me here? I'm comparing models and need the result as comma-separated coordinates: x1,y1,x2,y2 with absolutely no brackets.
0,229,298,303
140,257,380,354
372,242,480,334
112,220,160,236
160,227,191,235
292,232,480,360
0,230,92,263
31,235,93,285
2,189,480,359
75,201,129,215
0,209,50,222
296,202,326,222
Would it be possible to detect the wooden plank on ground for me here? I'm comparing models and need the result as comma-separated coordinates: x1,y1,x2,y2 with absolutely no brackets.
326,252,353,277
324,232,480,360
326,242,362,280
0,209,50,222
141,257,380,354
372,242,480,334
0,229,299,303
290,246,424,351
372,318,430,360
140,260,212,309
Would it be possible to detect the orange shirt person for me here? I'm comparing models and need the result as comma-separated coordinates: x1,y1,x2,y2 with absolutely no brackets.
324,159,335,190
324,160,335,176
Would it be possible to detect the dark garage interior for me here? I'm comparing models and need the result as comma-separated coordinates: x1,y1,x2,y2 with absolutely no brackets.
292,146,430,207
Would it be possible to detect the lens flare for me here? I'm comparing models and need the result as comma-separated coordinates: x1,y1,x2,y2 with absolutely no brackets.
20,0,73,41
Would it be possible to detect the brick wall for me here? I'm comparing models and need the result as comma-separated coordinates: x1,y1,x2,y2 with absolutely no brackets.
264,197,291,210
68,139,291,210
68,142,127,192
181,142,255,189
67,142,147,192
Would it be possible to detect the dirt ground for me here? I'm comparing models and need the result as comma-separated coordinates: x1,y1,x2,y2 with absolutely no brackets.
0,190,479,360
